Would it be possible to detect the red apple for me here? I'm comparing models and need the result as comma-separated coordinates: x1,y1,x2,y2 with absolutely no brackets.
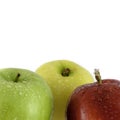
66,69,120,120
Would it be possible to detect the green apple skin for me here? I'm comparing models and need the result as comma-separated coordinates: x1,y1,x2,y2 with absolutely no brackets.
36,60,94,120
0,68,53,120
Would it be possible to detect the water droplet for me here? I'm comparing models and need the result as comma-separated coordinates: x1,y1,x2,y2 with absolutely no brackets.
13,117,17,120
19,92,22,96
25,93,28,97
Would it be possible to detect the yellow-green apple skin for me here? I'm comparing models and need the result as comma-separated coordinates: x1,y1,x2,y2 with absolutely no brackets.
36,60,94,120
0,68,53,120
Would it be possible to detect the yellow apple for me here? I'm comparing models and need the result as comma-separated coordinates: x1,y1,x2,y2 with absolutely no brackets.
36,60,94,120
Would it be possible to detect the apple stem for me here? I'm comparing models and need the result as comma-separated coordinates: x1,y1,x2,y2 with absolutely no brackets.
62,68,70,77
14,73,21,82
94,69,102,84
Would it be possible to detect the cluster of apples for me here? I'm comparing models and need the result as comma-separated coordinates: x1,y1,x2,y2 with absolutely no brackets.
0,60,120,120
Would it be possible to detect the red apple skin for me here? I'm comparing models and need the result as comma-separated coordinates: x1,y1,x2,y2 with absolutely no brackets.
66,79,120,120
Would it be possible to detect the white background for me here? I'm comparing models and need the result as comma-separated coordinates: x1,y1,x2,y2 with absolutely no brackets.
0,0,120,80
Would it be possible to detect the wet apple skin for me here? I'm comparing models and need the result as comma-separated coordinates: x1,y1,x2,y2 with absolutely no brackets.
67,79,120,120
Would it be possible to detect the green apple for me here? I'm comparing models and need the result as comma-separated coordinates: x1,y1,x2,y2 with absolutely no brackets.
0,68,53,120
36,60,94,120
